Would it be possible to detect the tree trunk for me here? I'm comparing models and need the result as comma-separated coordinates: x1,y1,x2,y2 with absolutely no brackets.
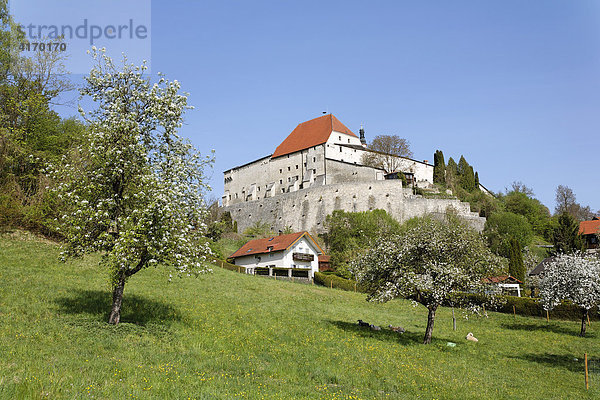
580,308,588,337
423,304,438,344
108,276,126,325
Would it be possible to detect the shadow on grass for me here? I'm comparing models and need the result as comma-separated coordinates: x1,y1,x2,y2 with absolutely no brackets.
55,289,182,327
500,322,595,338
327,320,453,346
510,353,587,373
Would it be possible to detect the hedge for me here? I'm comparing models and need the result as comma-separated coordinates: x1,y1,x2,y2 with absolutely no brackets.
313,272,599,322
314,272,365,292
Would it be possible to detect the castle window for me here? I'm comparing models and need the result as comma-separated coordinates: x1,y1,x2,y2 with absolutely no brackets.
296,165,298,169
313,157,316,162
280,169,282,173
279,179,282,184
304,162,306,167
288,166,290,171
339,146,342,152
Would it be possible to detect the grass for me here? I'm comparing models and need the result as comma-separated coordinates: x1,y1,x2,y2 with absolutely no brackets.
1,231,600,399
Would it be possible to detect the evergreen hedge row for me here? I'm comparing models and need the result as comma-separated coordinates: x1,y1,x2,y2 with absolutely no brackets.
314,272,599,321
314,272,364,292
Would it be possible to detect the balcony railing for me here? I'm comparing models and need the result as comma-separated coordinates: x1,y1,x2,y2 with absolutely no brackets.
293,252,314,262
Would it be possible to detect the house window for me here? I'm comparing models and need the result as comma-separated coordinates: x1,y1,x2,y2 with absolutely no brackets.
339,146,342,152
338,136,341,141
348,139,350,143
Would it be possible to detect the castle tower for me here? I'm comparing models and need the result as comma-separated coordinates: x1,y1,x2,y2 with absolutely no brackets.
359,124,367,147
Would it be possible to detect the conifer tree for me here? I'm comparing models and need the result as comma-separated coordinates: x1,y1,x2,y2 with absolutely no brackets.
508,237,525,282
433,150,446,184
446,157,458,188
457,156,476,192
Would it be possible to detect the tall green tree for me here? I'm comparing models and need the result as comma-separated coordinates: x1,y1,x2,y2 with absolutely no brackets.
484,211,533,257
54,49,214,325
322,209,401,277
433,150,446,184
446,157,458,187
551,213,584,255
508,237,525,282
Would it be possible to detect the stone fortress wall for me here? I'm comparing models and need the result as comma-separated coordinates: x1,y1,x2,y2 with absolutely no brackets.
221,180,486,235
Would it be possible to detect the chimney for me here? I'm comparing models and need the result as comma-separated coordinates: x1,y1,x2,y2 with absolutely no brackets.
359,124,367,147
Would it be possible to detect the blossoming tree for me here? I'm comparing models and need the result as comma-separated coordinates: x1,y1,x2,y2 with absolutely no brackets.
351,216,503,344
540,253,600,337
54,48,214,325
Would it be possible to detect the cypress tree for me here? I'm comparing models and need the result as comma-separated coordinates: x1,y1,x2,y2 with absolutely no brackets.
457,156,476,192
508,237,525,282
457,155,469,177
446,157,458,187
475,171,480,189
433,150,446,184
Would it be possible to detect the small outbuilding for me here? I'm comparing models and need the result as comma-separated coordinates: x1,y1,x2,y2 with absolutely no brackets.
580,218,600,251
483,275,523,297
229,231,324,279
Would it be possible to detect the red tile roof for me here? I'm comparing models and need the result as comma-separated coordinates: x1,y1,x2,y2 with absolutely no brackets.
271,114,357,159
229,231,324,259
580,219,600,236
483,275,523,284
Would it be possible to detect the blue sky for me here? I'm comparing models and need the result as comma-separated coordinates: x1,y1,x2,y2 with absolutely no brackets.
14,1,600,212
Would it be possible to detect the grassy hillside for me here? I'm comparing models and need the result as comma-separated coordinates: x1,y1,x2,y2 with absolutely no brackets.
1,231,599,399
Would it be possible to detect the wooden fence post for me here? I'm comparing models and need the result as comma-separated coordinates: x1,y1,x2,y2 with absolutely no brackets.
452,307,456,331
330,280,333,289
546,310,550,323
585,353,589,390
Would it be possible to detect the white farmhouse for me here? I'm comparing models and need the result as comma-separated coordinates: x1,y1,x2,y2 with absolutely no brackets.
229,231,324,279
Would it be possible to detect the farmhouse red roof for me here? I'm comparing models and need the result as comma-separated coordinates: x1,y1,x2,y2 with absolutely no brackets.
271,114,357,159
483,275,523,284
229,231,324,259
580,219,600,236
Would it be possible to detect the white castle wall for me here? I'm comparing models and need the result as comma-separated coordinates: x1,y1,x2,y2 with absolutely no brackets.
221,180,486,234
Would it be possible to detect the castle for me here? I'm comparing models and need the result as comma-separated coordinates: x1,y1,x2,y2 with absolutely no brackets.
221,114,486,233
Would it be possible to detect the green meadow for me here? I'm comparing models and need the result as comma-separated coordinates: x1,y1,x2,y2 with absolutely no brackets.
1,231,599,399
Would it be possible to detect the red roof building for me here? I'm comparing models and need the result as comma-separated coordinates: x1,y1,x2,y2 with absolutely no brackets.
580,218,600,249
272,114,357,159
229,232,325,279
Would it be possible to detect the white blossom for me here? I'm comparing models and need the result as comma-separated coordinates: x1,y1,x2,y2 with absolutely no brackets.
50,48,214,302
540,253,600,336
